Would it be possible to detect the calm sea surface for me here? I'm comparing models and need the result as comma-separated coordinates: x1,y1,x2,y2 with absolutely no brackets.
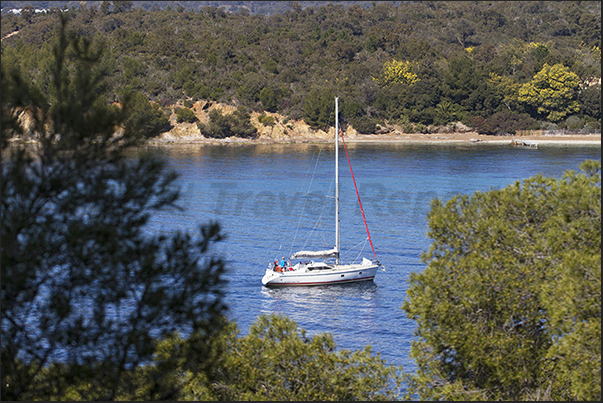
141,141,600,372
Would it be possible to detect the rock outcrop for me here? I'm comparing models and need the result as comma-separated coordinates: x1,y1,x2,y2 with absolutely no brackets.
157,100,335,144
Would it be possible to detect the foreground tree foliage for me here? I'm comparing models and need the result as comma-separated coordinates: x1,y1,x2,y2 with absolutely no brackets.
173,314,405,401
403,160,601,401
1,16,228,400
22,314,406,400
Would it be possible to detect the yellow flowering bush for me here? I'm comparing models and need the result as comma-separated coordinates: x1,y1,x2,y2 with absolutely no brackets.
372,59,419,87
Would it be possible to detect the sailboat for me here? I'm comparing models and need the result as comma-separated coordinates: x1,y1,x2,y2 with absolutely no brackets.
262,97,381,287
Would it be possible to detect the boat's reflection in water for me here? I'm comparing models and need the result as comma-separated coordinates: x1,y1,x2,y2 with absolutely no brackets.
259,281,382,347
261,280,378,303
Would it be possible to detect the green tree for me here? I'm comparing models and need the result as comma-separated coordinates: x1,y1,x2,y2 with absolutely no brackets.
259,86,277,112
403,160,601,401
198,107,257,139
2,1,600,129
229,106,258,138
113,1,133,13
100,1,111,15
488,72,522,111
177,314,405,400
434,99,462,126
579,83,601,121
302,88,335,130
440,54,485,113
518,63,581,122
450,18,476,48
1,16,228,401
342,100,379,134
175,106,198,123
123,90,172,137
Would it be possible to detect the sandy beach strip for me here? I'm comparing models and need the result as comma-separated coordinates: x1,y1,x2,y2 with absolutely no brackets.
148,132,601,147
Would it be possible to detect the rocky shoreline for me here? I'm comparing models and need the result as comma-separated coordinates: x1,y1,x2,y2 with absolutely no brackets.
10,99,601,147
146,100,601,147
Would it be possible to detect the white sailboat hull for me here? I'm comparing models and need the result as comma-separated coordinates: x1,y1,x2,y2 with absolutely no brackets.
262,260,380,287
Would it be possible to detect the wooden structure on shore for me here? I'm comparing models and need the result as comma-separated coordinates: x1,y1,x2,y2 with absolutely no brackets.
511,139,539,148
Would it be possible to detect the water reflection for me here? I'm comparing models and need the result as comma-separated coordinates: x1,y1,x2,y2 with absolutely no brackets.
259,281,381,341
261,280,379,304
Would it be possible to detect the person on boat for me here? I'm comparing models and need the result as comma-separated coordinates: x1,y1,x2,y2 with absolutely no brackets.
280,256,286,270
274,259,281,272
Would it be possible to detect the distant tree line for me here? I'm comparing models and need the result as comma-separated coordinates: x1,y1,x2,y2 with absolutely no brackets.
3,1,406,16
1,1,600,137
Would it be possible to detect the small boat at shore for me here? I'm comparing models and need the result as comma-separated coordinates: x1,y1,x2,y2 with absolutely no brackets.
262,97,381,287
511,139,539,148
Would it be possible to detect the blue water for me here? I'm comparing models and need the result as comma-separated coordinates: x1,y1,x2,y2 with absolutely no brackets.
142,142,600,372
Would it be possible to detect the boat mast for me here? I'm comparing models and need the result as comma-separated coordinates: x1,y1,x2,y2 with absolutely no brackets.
335,97,340,264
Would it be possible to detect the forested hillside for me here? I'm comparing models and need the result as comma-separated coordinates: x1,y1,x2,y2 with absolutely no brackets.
1,1,389,15
1,1,600,137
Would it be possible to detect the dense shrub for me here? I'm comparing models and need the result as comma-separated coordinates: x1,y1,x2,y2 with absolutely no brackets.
349,116,379,134
470,110,539,135
404,160,601,400
175,107,198,123
258,113,276,126
198,107,258,139
579,84,601,120
259,87,277,112
302,88,335,130
123,91,172,137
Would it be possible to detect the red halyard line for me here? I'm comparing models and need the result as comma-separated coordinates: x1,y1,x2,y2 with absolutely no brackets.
340,130,378,261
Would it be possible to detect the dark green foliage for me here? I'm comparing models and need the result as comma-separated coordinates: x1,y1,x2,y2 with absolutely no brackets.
259,86,277,112
433,100,464,126
257,113,276,126
198,107,258,139
469,110,540,135
112,1,133,13
303,88,335,130
175,106,198,123
373,78,442,124
403,160,601,401
176,314,405,400
342,99,379,133
440,55,485,112
123,90,172,138
349,115,379,134
579,84,601,120
236,72,266,105
1,16,227,400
